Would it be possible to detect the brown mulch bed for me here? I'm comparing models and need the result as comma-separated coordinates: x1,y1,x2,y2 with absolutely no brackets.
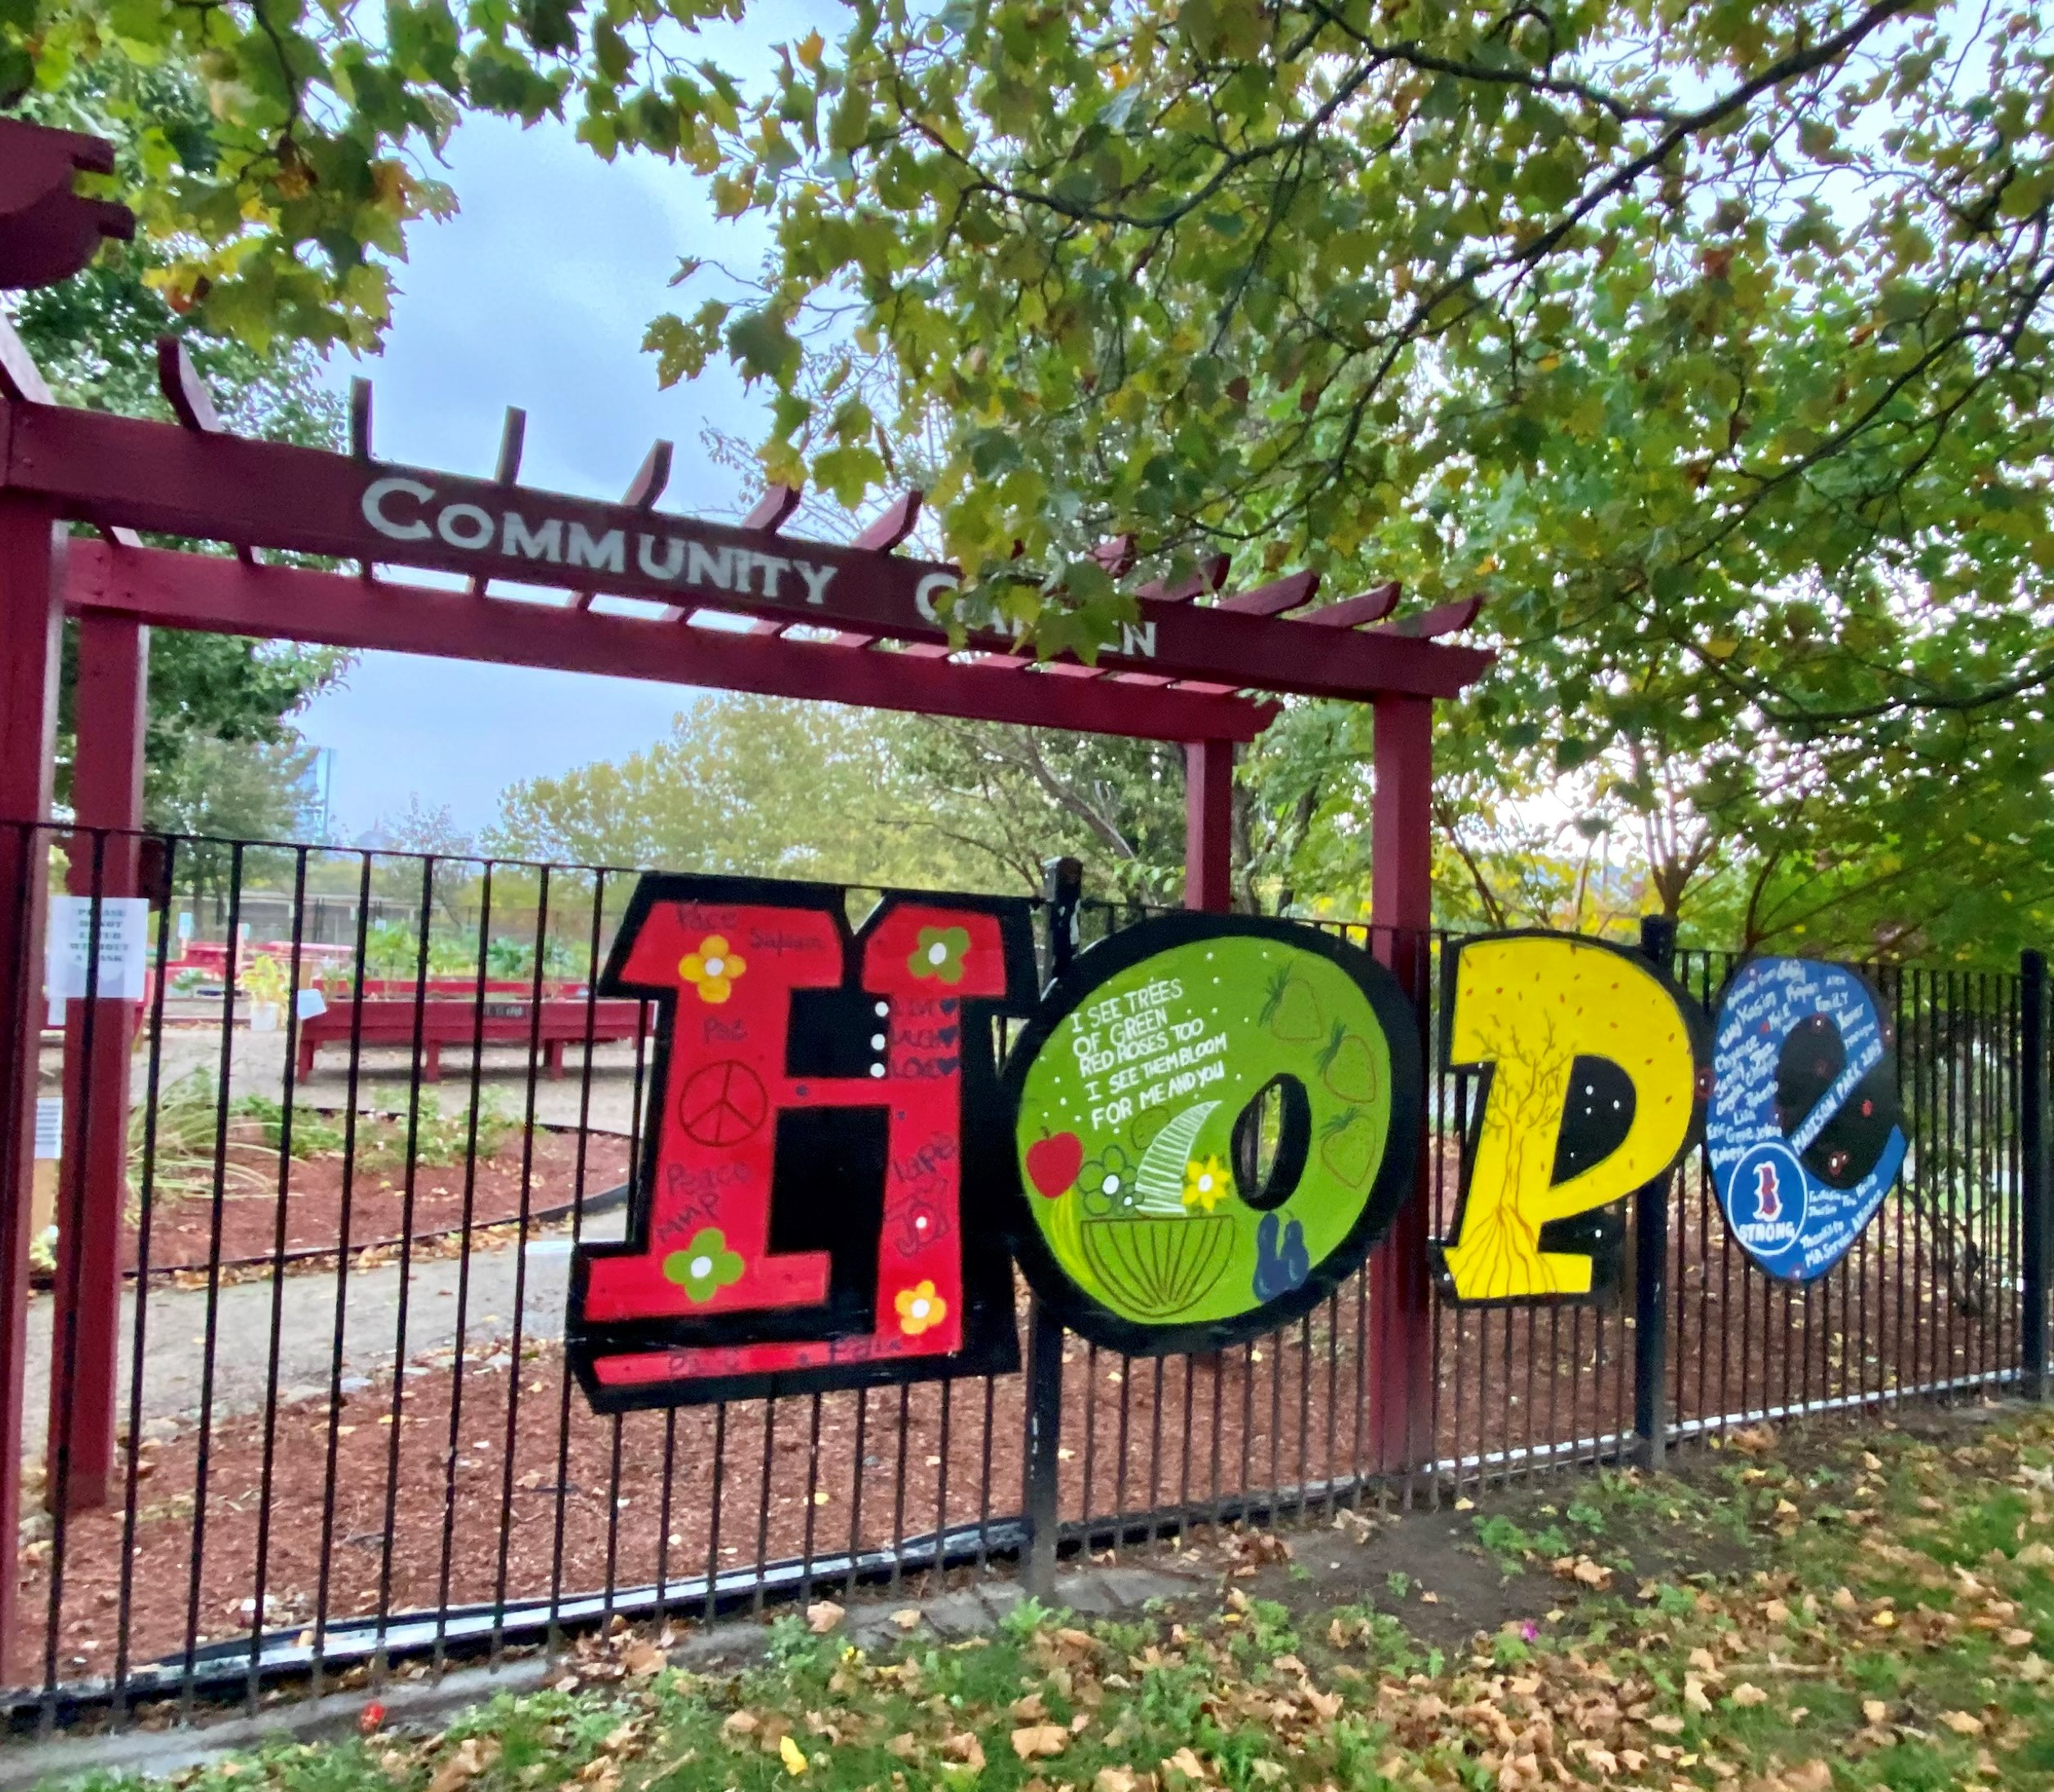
11,1154,2016,1691
121,1127,634,1274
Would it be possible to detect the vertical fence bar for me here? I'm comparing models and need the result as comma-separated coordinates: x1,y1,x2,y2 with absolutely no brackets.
1020,856,1081,1598
2021,949,2047,1397
1634,915,1676,1467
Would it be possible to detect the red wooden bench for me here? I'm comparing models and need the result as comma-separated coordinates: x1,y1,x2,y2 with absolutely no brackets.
294,997,648,1082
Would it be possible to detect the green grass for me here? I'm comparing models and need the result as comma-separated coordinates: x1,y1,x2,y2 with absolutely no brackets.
52,1405,2054,1792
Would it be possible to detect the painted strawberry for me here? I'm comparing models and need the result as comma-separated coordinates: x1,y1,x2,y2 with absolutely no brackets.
1319,1109,1378,1189
1259,968,1324,1042
1318,1022,1380,1104
1025,1130,1083,1198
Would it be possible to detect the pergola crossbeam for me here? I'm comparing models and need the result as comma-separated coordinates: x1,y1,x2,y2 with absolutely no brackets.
61,540,1276,743
155,336,254,565
0,397,1491,702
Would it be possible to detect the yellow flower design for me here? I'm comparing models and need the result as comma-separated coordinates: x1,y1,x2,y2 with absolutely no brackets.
895,1279,949,1337
1182,1154,1229,1212
679,934,747,1005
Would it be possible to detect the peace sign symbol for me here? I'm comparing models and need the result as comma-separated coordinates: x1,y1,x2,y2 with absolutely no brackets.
678,1060,769,1146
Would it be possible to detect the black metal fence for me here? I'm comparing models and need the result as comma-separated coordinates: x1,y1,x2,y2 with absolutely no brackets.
1,826,2041,1727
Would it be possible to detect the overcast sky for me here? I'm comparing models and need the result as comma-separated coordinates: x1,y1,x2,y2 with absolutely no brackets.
298,8,837,840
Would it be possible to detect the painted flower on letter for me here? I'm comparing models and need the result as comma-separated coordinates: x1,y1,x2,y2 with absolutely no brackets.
1182,1155,1229,1212
663,1227,745,1303
895,1279,949,1337
908,925,971,984
679,934,747,1004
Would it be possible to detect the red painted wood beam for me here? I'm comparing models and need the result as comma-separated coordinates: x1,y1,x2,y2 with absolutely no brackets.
1184,739,1236,912
1213,568,1321,617
658,482,806,623
468,407,527,593
62,540,1276,743
0,317,140,550
1137,553,1230,603
744,484,803,531
624,440,674,510
348,378,374,460
0,401,1492,701
573,440,674,611
0,495,65,1680
47,612,146,1516
854,490,922,552
1303,582,1402,628
1368,693,1435,1479
1091,535,1137,576
156,338,256,565
1378,593,1485,638
156,337,222,433
0,121,133,292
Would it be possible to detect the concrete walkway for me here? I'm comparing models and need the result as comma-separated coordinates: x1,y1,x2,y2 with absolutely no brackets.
19,1208,627,1448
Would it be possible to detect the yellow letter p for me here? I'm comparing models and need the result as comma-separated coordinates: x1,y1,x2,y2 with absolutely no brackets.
1438,933,1706,1303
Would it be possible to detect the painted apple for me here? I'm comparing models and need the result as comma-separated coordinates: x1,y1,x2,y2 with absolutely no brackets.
1025,1130,1083,1198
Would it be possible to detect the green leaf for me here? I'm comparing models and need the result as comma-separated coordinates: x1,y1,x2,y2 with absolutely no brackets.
724,305,803,386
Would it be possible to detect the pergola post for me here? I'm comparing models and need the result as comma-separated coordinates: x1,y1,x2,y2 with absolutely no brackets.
47,612,147,1515
0,495,65,1678
1183,739,1234,912
1369,693,1434,1477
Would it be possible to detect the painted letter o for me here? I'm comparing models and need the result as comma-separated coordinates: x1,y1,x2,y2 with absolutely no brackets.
437,504,496,551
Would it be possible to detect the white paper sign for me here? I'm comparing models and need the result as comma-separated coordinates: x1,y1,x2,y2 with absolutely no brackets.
44,895,152,1002
295,987,328,1020
34,1097,62,1161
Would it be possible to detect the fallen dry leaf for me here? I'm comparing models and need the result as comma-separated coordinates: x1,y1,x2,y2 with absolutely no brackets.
428,1737,500,1792
944,1732,987,1772
805,1601,845,1634
1011,1693,1049,1721
621,1641,666,1678
778,1734,809,1776
1729,1683,1768,1709
1862,1700,1890,1726
723,1712,761,1741
1940,1710,1985,1736
1011,1725,1069,1761
893,1608,923,1632
1097,1772,1137,1792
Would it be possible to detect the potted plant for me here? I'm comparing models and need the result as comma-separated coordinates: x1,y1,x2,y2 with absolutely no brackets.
241,952,289,1032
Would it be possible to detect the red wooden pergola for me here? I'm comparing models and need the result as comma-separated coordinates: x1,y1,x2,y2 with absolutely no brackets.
0,121,1491,1672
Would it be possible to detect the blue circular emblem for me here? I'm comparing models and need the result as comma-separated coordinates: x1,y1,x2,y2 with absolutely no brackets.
1707,959,1906,1284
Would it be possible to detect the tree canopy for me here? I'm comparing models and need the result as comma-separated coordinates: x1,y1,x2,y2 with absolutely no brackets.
10,0,2054,958
10,57,352,826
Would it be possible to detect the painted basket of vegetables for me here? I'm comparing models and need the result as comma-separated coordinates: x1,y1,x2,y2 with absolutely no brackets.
1078,1212,1235,1321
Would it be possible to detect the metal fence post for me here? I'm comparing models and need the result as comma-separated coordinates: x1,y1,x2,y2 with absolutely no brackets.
2022,949,2047,1398
1021,856,1082,1597
1634,913,1678,1468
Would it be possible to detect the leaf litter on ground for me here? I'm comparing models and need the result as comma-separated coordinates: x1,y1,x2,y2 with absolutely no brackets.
114,1403,2054,1792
